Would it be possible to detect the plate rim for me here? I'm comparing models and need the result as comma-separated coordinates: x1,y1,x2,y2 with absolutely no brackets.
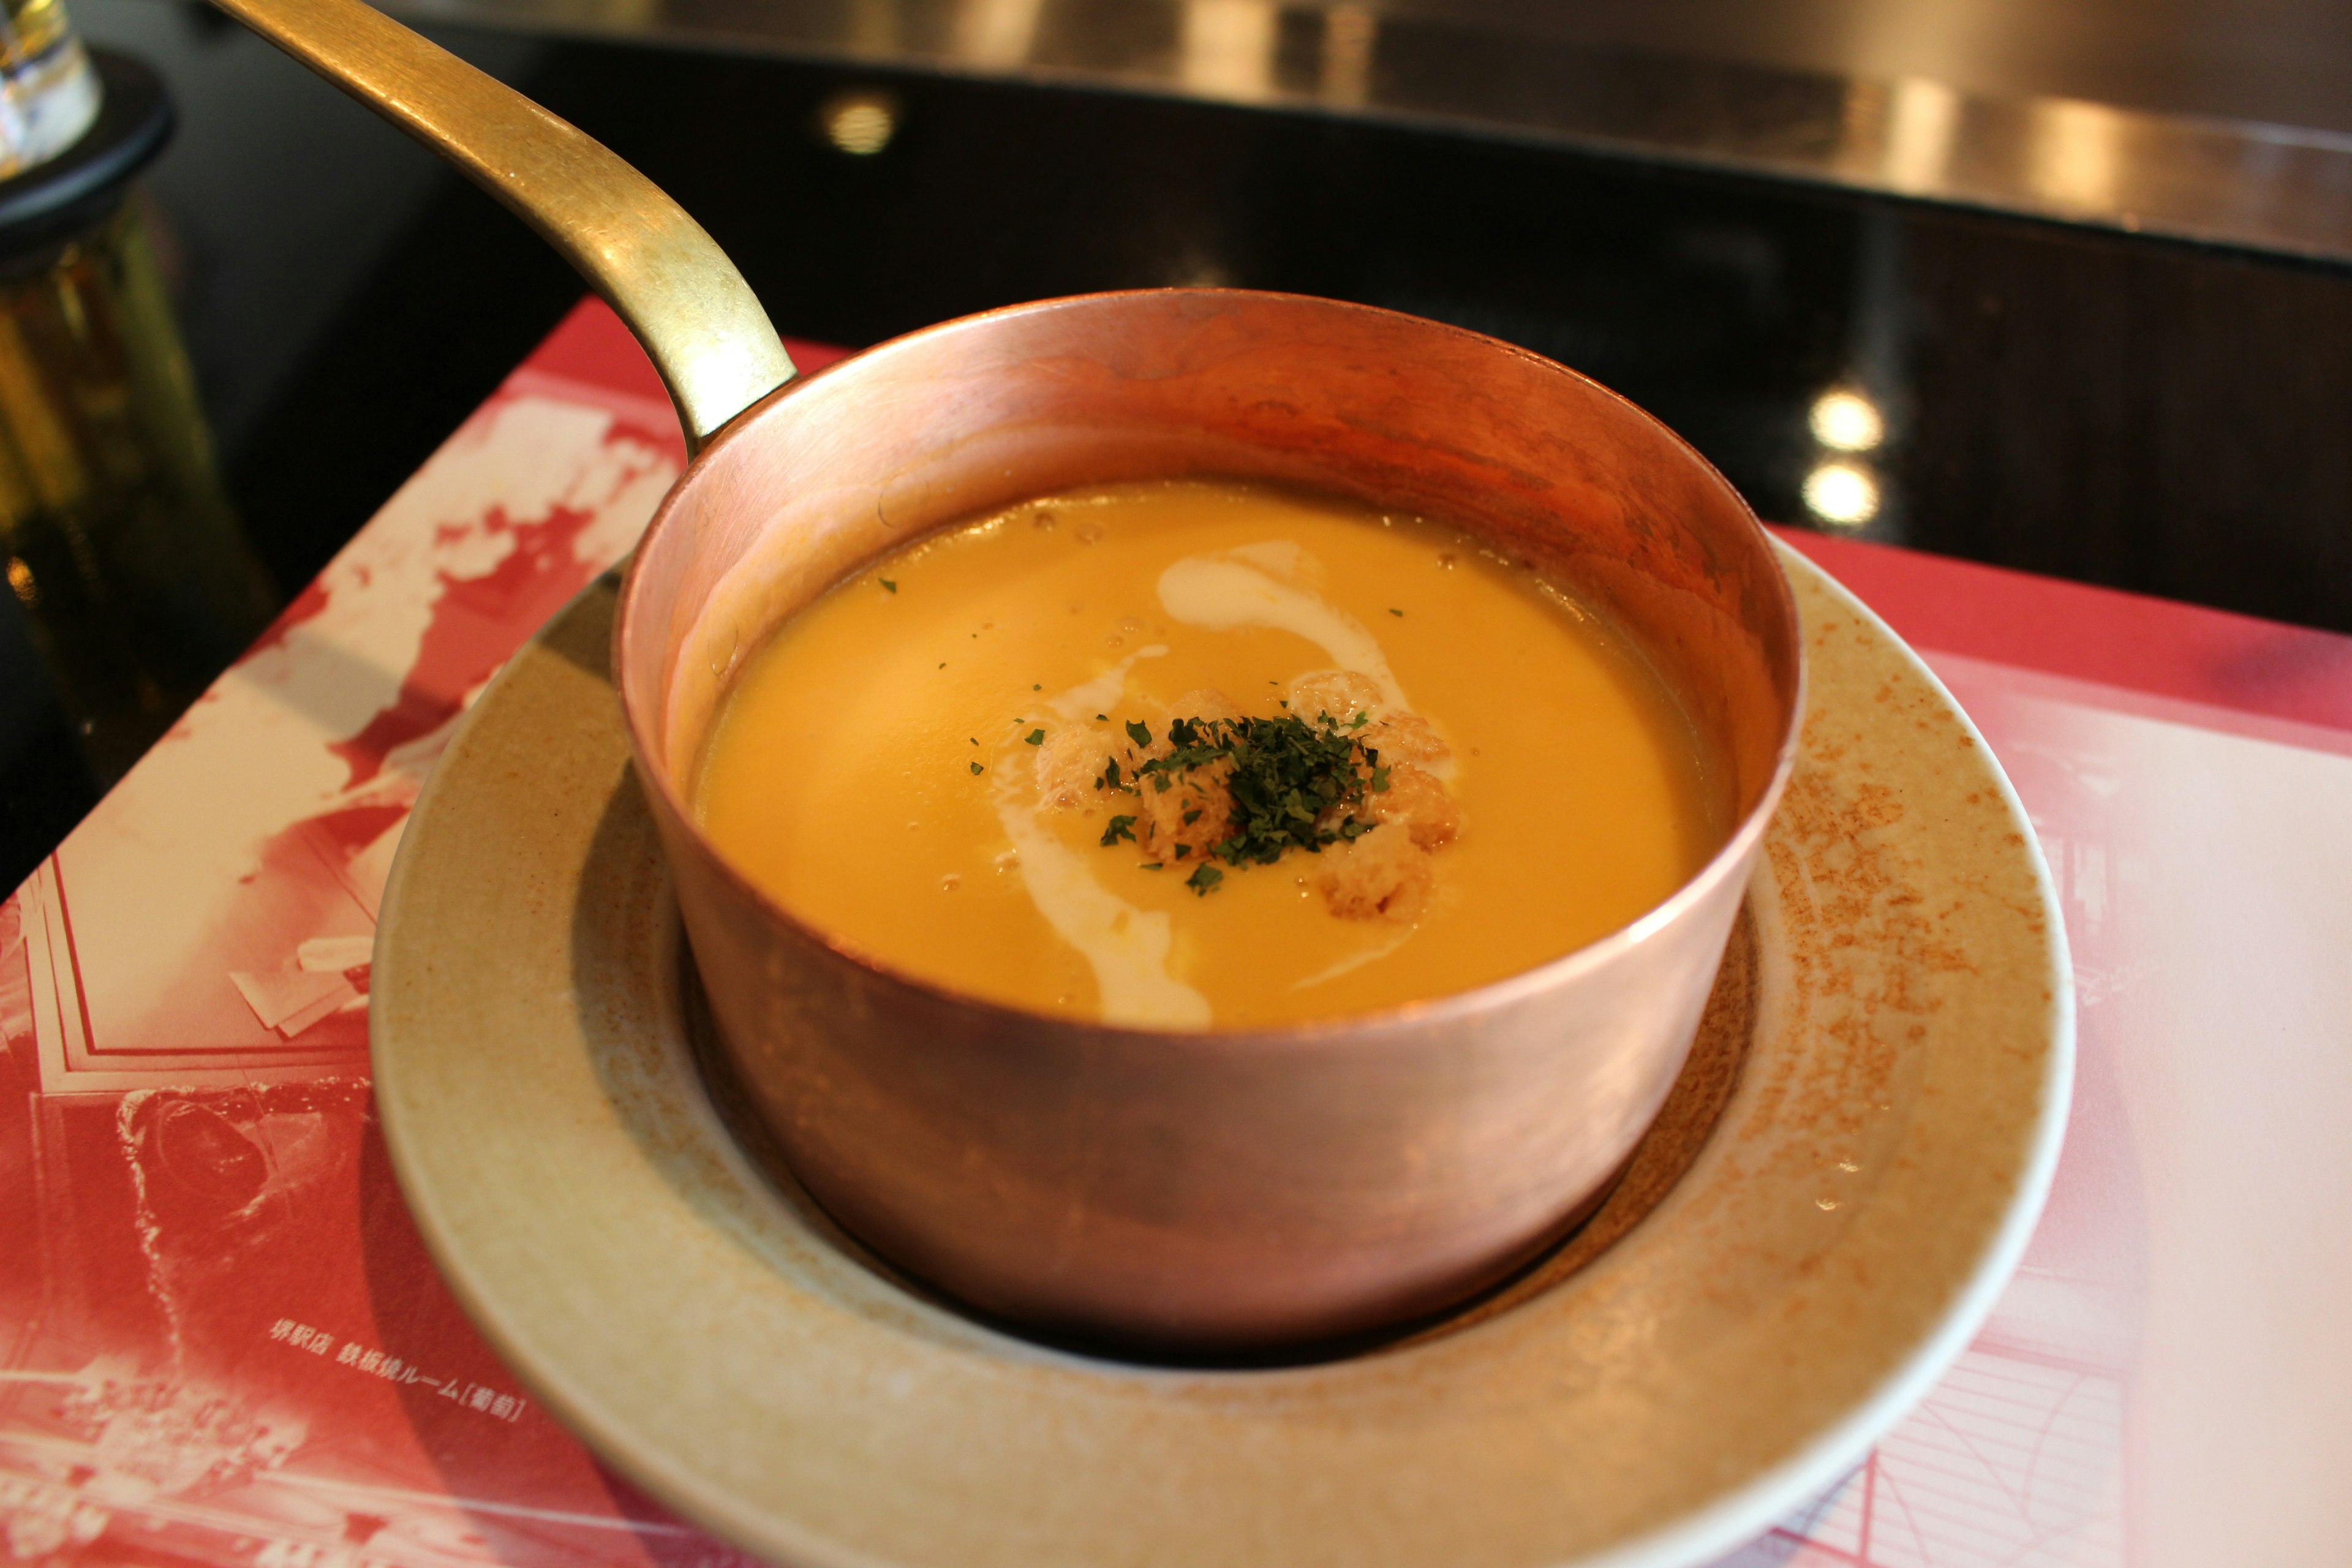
371,541,2074,1568
1576,544,2076,1568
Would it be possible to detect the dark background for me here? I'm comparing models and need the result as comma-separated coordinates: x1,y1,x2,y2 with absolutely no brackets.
227,31,2352,626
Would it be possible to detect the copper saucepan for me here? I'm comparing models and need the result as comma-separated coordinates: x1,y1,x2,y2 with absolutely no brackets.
224,0,1805,1349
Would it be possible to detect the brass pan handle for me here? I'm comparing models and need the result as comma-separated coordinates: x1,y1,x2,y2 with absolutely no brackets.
206,0,796,453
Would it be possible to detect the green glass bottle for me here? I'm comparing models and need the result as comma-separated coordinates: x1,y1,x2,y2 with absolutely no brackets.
0,18,275,783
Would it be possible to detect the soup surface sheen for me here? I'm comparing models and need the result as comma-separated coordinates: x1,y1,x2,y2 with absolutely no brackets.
695,481,1716,1028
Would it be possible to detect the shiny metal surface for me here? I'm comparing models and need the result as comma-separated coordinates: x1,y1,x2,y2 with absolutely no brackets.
202,0,1808,1345
205,0,794,449
614,290,1805,1348
386,0,2352,264
1369,0,2352,140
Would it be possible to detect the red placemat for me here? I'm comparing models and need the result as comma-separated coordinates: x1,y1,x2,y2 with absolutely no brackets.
6,296,2350,1568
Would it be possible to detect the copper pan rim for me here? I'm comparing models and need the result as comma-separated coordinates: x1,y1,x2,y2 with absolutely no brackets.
611,287,1807,1050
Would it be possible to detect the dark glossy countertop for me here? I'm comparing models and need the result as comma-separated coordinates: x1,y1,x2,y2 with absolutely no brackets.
5,0,2351,889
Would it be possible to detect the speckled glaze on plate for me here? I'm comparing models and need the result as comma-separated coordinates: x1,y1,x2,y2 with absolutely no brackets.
369,544,2072,1568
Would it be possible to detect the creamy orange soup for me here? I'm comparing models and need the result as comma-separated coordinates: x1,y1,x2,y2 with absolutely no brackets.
694,480,1718,1028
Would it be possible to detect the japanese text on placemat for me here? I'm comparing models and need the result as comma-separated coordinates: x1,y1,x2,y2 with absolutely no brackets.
266,1320,528,1421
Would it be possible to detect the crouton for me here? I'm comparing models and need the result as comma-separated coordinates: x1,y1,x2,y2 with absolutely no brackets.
1364,763,1460,848
1288,669,1452,766
1136,764,1234,860
1314,824,1434,922
1287,670,1384,726
1368,710,1451,766
1035,725,1117,808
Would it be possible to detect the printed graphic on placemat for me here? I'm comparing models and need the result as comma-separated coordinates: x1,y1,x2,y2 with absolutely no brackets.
0,306,769,1566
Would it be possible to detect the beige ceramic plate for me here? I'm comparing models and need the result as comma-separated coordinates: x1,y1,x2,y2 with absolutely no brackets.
372,545,2071,1568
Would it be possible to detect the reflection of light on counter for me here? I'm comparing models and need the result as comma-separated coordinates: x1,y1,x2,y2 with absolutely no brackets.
2028,98,2121,212
1804,462,1879,527
954,0,1043,68
1320,4,1377,107
1882,76,1958,194
1169,246,1234,287
821,91,900,156
1809,389,1884,452
1180,0,1278,102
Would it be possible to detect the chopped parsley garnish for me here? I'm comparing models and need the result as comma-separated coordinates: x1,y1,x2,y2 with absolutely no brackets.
880,579,897,593
1092,709,1391,892
1388,607,1403,616
1025,728,1046,745
969,761,984,775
